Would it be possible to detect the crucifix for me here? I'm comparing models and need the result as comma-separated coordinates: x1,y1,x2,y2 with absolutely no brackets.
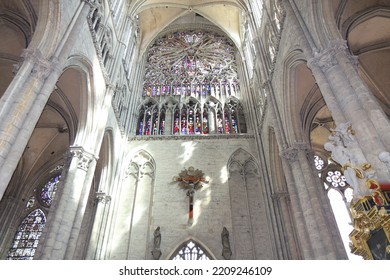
173,166,209,225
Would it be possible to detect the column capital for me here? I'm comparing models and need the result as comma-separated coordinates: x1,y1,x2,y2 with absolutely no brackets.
82,0,102,8
69,146,98,171
308,40,348,72
280,146,299,163
13,48,59,79
96,191,111,204
271,191,290,201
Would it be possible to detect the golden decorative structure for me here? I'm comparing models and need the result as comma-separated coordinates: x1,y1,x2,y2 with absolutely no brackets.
349,179,390,259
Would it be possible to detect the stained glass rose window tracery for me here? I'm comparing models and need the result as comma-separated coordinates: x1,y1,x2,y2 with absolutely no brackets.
137,29,247,136
143,30,239,97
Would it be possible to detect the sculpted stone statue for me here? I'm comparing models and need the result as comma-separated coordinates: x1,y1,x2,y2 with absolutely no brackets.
221,227,232,260
151,226,161,260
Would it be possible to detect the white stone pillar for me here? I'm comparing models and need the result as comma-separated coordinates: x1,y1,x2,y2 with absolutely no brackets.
37,146,97,259
0,1,92,201
85,192,111,259
308,42,390,180
280,143,347,259
165,104,173,135
279,146,314,259
0,50,60,201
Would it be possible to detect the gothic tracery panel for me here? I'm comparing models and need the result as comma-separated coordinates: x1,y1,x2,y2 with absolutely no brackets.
136,29,247,136
228,149,272,259
171,240,211,260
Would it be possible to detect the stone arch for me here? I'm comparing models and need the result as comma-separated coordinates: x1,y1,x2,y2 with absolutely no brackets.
0,2,36,100
227,148,273,259
168,238,214,260
60,56,96,144
81,129,115,260
28,0,62,55
109,149,156,259
282,49,318,144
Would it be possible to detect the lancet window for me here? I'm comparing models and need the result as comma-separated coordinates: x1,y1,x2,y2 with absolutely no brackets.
136,98,246,136
6,174,62,260
313,154,358,258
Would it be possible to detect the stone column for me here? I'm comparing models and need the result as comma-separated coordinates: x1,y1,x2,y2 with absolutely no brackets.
296,143,346,259
308,41,390,180
0,1,92,201
37,146,97,259
208,107,216,134
335,40,390,149
279,146,314,259
85,192,111,259
0,50,60,201
165,103,173,135
281,143,347,259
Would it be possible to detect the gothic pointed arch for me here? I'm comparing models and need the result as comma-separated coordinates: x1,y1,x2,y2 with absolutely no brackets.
228,148,273,259
80,129,114,259
109,149,156,259
6,208,46,260
170,239,213,260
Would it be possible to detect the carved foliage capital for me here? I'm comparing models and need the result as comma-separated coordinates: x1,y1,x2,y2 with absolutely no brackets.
308,40,348,72
280,147,299,163
96,191,111,204
69,146,97,171
15,48,59,79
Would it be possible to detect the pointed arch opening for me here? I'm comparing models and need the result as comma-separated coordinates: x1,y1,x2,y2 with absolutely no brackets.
170,239,212,260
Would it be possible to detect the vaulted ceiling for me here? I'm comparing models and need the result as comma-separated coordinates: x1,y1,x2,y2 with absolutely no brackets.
130,0,246,53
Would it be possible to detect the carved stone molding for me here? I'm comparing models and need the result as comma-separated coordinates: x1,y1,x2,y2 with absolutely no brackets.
96,191,111,204
13,48,58,79
294,142,314,160
83,0,102,8
308,40,348,72
280,146,299,163
69,146,97,171
271,191,290,201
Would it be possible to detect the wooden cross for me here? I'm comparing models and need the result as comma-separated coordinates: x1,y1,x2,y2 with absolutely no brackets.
173,166,208,225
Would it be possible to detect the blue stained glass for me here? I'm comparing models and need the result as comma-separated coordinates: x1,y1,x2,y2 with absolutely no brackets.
40,175,61,207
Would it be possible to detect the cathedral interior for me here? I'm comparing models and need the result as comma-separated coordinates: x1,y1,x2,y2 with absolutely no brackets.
0,0,390,260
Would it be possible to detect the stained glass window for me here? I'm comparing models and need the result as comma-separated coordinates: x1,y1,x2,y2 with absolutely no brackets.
313,155,361,259
143,30,238,98
39,175,61,207
314,155,325,171
6,209,46,260
136,29,247,136
7,174,61,260
172,241,211,260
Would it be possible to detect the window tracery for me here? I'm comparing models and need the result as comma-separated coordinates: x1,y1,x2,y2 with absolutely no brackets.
143,30,239,99
136,29,247,136
7,174,61,260
171,240,211,260
6,209,46,260
313,154,356,257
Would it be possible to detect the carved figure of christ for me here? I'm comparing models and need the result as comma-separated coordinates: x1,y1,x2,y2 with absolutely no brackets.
174,173,208,225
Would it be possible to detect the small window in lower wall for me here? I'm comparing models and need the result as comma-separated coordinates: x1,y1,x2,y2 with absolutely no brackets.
171,240,211,260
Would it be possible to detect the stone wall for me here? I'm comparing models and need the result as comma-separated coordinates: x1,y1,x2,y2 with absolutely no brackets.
106,135,275,259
